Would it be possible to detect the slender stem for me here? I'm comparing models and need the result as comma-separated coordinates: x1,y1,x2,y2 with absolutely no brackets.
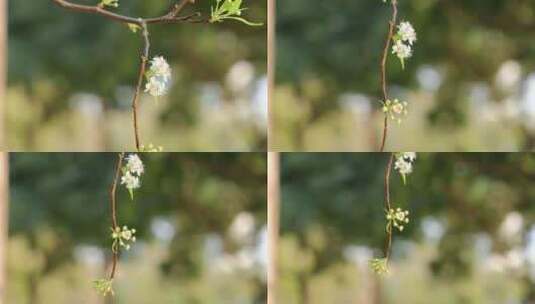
379,116,388,152
383,153,394,260
378,0,398,152
108,152,124,280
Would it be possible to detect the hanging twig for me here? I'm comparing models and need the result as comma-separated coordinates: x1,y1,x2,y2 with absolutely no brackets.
108,152,124,280
379,0,398,152
383,152,394,260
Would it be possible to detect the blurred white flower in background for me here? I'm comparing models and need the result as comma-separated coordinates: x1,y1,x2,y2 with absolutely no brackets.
229,212,256,243
226,60,255,93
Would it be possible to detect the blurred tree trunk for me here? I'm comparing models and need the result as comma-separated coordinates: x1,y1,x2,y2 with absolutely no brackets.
267,152,280,304
267,0,276,149
0,153,9,304
0,3,8,301
0,0,6,148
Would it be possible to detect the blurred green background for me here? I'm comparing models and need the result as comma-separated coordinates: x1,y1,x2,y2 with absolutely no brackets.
274,0,535,151
7,152,267,303
280,153,535,303
7,0,266,151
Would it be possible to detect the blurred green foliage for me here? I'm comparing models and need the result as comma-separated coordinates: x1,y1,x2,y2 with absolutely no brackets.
7,0,266,151
280,153,535,303
7,152,267,303
274,0,535,151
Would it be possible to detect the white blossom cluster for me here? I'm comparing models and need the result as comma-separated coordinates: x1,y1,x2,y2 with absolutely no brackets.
120,154,144,198
392,21,417,69
382,99,408,123
144,56,172,97
386,207,410,232
394,152,416,183
111,225,137,251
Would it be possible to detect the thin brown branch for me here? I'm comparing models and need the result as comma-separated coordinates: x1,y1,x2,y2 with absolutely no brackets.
378,0,398,152
108,152,124,280
51,0,199,25
379,116,388,152
383,153,394,260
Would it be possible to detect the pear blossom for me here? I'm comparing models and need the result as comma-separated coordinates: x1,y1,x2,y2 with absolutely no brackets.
397,21,417,45
120,171,140,190
386,207,410,232
401,152,417,162
394,157,413,175
391,21,417,69
392,40,412,60
394,152,417,184
144,56,171,97
382,99,408,123
149,56,171,79
125,154,144,176
144,75,169,97
111,225,137,251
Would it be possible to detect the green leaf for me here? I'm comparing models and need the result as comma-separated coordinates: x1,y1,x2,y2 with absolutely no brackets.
210,0,262,26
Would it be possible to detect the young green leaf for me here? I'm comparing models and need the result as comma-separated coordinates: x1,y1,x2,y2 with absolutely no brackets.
210,0,263,26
